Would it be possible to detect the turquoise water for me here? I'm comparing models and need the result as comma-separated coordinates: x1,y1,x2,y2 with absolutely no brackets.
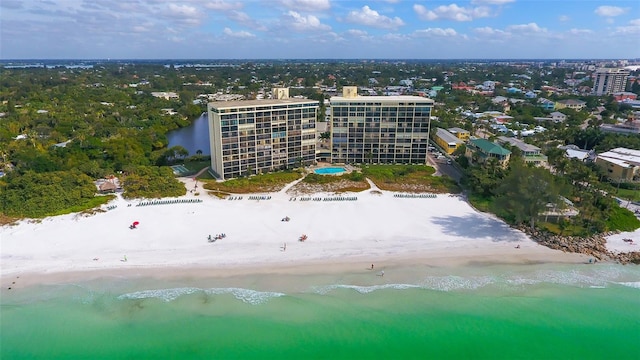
2,264,640,359
314,167,346,175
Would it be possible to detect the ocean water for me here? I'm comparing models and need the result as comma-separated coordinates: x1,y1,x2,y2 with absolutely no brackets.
2,263,639,359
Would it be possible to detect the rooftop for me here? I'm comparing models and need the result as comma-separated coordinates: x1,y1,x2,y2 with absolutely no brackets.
496,136,541,153
208,98,319,109
597,147,640,168
436,128,464,145
469,138,511,156
330,95,434,104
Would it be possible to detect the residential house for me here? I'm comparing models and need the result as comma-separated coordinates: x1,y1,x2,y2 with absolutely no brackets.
550,111,567,123
496,136,548,167
448,127,470,141
555,99,586,111
613,92,637,102
537,98,555,111
560,145,595,162
435,128,464,155
465,138,511,168
151,92,179,100
595,147,640,182
600,116,640,135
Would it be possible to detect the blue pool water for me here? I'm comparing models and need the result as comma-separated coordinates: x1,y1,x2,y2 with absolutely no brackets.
314,167,346,175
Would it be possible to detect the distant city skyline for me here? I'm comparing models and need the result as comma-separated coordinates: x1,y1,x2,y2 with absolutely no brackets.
1,0,639,60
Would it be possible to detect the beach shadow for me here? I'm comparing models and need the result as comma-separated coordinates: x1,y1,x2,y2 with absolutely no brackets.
431,213,522,243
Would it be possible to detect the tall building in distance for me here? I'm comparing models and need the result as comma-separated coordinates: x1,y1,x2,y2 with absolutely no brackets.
207,88,318,179
330,86,434,164
592,68,630,96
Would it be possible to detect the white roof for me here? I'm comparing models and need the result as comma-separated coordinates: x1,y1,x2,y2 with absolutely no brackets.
598,147,640,167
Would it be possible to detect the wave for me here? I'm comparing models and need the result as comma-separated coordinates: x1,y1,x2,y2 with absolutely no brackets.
312,283,420,295
617,281,640,289
117,287,285,305
312,267,640,295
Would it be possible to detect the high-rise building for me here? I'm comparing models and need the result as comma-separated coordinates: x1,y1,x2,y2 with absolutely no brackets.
592,68,630,96
207,88,318,179
330,86,434,164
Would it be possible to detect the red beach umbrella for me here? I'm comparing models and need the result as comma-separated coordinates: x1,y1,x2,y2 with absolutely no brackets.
133,221,140,226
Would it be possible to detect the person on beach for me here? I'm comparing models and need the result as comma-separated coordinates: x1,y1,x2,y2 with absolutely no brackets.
371,264,374,270
380,270,384,277
283,243,287,251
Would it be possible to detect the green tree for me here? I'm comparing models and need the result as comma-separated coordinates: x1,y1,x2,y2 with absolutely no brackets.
492,162,564,229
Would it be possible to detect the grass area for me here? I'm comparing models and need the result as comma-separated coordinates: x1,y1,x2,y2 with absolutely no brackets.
48,195,116,216
537,221,587,236
606,206,640,232
0,195,116,224
361,164,461,193
615,188,640,202
201,171,303,193
182,160,210,173
467,194,493,213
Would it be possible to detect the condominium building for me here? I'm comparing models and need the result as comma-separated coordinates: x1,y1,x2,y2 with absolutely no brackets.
330,86,434,164
207,88,318,179
592,68,630,96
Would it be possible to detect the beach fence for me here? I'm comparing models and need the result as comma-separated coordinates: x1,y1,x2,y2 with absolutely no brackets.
393,193,437,199
293,196,357,202
136,199,203,207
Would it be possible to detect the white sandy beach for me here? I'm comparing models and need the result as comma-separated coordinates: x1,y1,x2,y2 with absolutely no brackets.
1,177,593,286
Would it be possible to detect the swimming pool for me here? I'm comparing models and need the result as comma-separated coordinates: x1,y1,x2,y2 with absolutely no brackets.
314,167,346,175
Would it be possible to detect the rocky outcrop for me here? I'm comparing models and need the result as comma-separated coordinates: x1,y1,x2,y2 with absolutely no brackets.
518,227,640,265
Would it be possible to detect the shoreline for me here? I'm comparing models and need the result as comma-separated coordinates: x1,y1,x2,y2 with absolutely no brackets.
1,177,633,290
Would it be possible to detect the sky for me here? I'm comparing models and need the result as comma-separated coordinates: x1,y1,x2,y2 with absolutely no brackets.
1,0,639,60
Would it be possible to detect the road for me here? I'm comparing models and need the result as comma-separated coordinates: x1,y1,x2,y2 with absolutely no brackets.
427,152,463,183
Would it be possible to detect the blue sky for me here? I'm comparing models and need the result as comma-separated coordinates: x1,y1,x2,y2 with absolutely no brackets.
1,0,639,59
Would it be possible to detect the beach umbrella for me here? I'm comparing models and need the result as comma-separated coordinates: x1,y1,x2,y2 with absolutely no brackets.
133,221,140,226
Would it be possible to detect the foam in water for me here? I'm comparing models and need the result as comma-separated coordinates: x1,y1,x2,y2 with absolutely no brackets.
312,283,420,295
117,287,285,305
617,281,640,289
311,266,640,295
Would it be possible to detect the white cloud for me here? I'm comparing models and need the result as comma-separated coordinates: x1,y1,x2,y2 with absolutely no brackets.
285,11,331,31
559,15,570,21
227,10,267,31
614,18,640,34
471,0,514,4
345,29,369,37
507,22,547,33
345,5,405,29
280,0,331,11
223,27,255,38
165,3,203,25
167,4,199,18
473,26,508,36
203,0,243,11
413,27,458,37
568,28,594,35
594,6,627,17
413,4,491,22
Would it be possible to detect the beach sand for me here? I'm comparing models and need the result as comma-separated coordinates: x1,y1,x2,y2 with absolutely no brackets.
1,177,590,288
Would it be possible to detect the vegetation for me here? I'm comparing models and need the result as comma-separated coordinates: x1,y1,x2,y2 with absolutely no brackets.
362,164,461,193
201,171,302,194
0,170,104,218
122,166,186,199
